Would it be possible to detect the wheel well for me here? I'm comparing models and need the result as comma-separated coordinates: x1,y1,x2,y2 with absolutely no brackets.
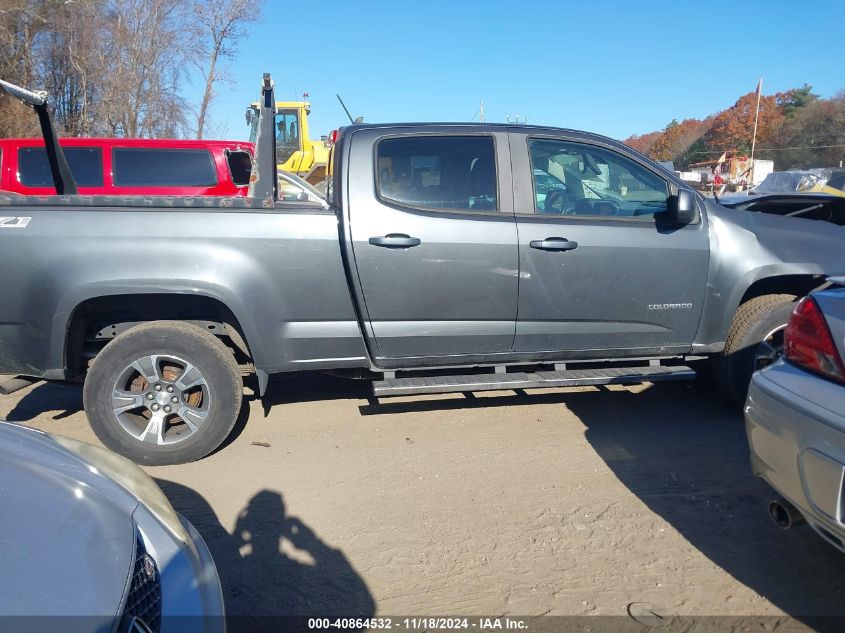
65,294,253,379
740,274,826,305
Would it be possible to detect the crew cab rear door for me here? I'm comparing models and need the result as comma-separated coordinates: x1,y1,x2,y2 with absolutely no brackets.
343,127,518,363
509,129,709,356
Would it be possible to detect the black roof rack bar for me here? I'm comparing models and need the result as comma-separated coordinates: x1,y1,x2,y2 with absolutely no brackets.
0,78,78,195
0,78,48,107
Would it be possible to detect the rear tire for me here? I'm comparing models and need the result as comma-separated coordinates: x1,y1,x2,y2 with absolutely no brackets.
83,321,242,465
711,294,796,406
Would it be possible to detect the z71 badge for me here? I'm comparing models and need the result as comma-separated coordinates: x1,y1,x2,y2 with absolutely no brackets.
0,217,31,228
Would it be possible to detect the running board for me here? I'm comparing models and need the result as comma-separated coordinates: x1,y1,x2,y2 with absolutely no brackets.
372,365,695,397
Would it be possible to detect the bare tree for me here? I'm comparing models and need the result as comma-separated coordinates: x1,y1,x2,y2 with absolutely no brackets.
0,0,52,136
191,0,262,139
0,0,194,138
1,0,264,139
41,0,105,136
94,0,192,138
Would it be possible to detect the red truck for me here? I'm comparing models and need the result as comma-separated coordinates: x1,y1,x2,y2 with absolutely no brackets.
0,137,254,196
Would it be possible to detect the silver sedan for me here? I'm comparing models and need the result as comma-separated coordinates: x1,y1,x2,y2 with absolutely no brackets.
0,419,225,632
745,278,845,553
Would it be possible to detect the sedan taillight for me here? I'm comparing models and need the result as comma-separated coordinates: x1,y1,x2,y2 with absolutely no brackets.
784,296,845,385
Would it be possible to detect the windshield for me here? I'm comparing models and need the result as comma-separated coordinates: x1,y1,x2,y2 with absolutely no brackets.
275,109,300,163
278,170,324,201
247,106,301,164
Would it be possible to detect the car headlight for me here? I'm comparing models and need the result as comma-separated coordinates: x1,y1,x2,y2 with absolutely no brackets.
52,435,189,543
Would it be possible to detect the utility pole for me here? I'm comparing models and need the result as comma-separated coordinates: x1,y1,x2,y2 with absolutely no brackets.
749,77,763,187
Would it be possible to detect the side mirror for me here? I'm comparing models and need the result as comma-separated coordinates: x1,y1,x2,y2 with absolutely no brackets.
659,188,697,225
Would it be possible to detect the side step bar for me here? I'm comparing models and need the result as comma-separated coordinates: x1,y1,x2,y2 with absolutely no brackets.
372,365,695,397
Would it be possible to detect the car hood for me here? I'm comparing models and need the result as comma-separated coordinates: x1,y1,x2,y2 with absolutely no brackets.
0,421,136,618
707,201,845,275
720,192,843,208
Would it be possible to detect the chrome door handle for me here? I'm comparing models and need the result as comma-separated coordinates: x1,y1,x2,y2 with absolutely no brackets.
529,237,578,251
368,233,422,248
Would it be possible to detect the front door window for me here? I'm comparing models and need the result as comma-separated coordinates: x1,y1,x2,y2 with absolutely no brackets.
529,139,669,219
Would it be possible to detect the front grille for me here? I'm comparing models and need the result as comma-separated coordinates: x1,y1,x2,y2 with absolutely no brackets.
121,533,162,633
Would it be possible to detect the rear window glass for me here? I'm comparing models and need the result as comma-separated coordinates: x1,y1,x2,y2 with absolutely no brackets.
827,174,845,191
227,150,252,187
376,135,497,212
18,146,103,187
113,148,217,187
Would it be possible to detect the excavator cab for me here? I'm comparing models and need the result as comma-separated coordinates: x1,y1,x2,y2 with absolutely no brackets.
247,99,328,186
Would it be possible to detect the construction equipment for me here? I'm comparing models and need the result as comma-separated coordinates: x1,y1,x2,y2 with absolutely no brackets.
246,98,329,185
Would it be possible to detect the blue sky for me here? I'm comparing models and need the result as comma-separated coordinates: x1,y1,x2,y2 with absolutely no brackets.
202,0,845,142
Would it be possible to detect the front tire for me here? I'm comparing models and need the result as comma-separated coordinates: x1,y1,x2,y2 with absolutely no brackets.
83,321,242,465
711,293,796,406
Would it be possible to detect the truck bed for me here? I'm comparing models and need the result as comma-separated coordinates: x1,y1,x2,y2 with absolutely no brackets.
0,195,368,378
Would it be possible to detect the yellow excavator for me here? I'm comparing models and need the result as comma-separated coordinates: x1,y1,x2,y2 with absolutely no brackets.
246,99,329,185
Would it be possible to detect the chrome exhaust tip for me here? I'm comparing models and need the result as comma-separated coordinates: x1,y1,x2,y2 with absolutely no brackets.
768,499,805,530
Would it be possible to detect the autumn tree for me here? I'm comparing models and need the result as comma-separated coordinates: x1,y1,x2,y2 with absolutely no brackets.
646,118,711,163
645,119,679,161
702,91,784,156
623,116,712,168
765,93,845,169
776,84,818,118
623,130,661,155
623,84,843,170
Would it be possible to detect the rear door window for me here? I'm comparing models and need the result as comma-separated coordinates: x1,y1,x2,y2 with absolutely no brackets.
113,148,217,187
376,135,498,212
18,146,103,187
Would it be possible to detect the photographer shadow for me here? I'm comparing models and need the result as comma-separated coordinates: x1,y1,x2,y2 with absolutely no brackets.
2,381,83,422
156,481,375,630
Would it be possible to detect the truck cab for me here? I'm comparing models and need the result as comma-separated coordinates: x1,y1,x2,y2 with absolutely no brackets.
334,125,709,363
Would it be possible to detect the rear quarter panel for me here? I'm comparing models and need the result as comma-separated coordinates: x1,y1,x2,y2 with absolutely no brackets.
0,198,367,377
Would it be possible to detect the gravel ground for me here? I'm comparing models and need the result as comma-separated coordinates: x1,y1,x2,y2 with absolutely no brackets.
2,373,844,627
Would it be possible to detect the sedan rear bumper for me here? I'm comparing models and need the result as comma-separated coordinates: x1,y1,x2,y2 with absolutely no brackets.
745,359,845,552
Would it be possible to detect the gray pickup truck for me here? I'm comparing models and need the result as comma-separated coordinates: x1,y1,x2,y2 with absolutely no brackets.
1,75,843,465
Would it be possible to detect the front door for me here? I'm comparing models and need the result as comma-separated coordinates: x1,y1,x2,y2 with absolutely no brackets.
510,131,709,357
345,128,519,362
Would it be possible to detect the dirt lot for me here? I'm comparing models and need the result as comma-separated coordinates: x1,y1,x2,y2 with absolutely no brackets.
2,373,844,626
